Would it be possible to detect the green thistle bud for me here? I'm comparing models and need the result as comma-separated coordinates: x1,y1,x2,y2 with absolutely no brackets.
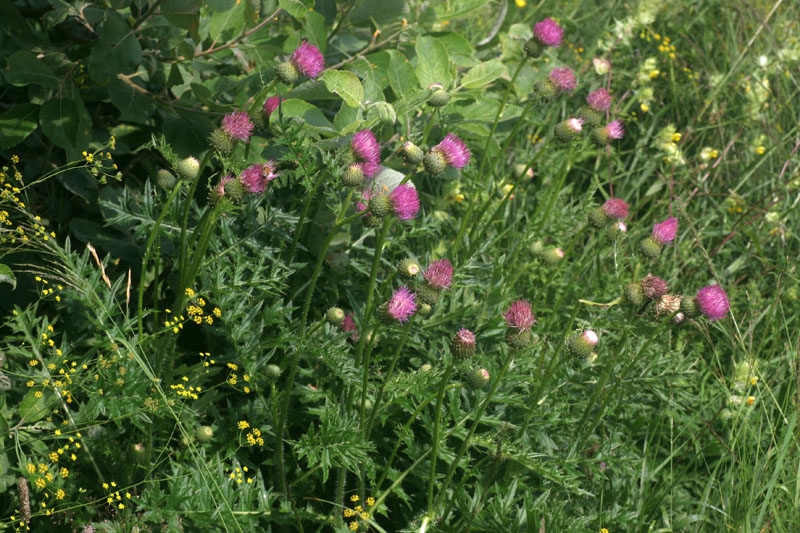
553,118,584,143
403,142,424,165
265,364,281,380
419,363,432,372
428,88,450,107
588,206,609,228
209,128,233,155
275,61,299,85
369,195,392,217
176,156,200,181
451,329,476,360
624,282,645,307
398,258,421,279
542,247,565,266
605,220,626,240
567,330,599,358
196,426,214,442
131,443,147,463
417,302,432,317
524,38,545,58
326,307,345,326
513,164,534,180
639,236,663,258
680,295,700,318
415,284,441,306
505,329,532,349
156,169,176,190
223,178,246,203
423,151,447,175
584,351,598,365
530,240,544,256
342,164,365,187
465,368,490,390
532,79,557,102
364,213,383,228
580,107,603,127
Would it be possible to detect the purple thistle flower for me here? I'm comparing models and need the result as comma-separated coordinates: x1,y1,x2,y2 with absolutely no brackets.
239,161,279,194
452,328,476,358
387,286,417,322
549,68,577,92
351,130,381,177
504,300,535,332
357,161,381,178
586,88,612,112
263,96,284,117
290,41,325,79
641,274,668,300
356,189,373,215
389,185,420,220
222,111,254,142
423,258,453,290
602,198,629,219
433,133,471,168
652,216,678,244
533,18,564,47
341,312,358,340
696,285,730,321
604,120,625,140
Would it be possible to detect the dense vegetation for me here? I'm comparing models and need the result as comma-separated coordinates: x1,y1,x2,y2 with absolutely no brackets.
1,0,799,531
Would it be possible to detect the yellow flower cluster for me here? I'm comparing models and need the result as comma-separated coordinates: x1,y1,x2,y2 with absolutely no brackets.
102,481,130,510
343,494,375,530
227,464,254,485
226,362,251,394
170,376,202,400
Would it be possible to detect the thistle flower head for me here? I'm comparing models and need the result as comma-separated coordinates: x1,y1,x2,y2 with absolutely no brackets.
602,198,629,219
641,274,669,300
652,216,678,244
586,88,612,111
389,185,420,220
290,41,325,79
423,258,453,290
567,329,599,357
452,328,476,359
386,286,417,322
352,130,380,163
696,285,730,320
549,68,577,92
239,161,279,194
554,117,584,141
341,312,358,340
216,174,234,197
263,96,284,117
504,300,535,332
533,18,564,47
222,111,254,142
605,120,625,140
432,133,471,169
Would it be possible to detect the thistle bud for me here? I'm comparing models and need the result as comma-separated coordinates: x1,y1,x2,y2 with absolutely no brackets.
554,118,584,142
196,426,214,442
419,363,432,372
265,364,281,380
530,240,544,256
415,284,441,306
580,107,603,127
209,128,233,154
505,329,532,349
423,150,447,175
680,295,700,318
417,302,432,317
605,220,626,240
369,195,392,217
403,142,424,164
639,236,663,258
326,306,345,326
176,156,200,181
465,368,490,390
156,169,176,190
223,178,246,203
398,258,421,279
427,85,450,107
342,164,365,187
513,164,534,180
275,61,299,85
641,274,668,300
532,78,558,102
624,282,645,307
588,206,608,228
132,443,147,463
584,351,599,365
451,329,476,360
542,247,565,265
567,329,599,358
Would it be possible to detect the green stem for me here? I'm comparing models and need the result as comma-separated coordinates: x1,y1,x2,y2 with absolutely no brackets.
452,58,527,257
138,181,182,340
437,345,515,517
533,144,577,233
177,151,212,296
427,357,456,516
286,138,325,264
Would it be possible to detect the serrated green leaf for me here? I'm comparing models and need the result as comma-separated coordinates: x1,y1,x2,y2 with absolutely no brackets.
461,59,507,89
2,51,59,88
305,10,327,53
0,103,39,149
0,264,16,290
321,70,364,108
415,36,453,89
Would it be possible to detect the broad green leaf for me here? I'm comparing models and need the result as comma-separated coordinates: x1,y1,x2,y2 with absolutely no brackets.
333,103,362,133
387,51,418,97
415,36,453,89
88,12,142,83
108,78,158,123
322,70,365,108
508,22,532,41
161,0,202,30
1,51,59,88
350,0,407,23
0,264,16,290
0,103,39,149
204,0,244,42
271,98,336,134
279,0,312,19
461,59,507,89
40,99,80,149
436,33,478,67
305,10,328,53
435,0,489,20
